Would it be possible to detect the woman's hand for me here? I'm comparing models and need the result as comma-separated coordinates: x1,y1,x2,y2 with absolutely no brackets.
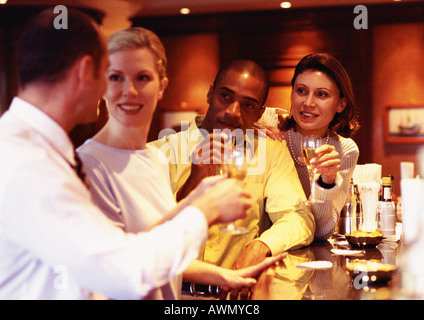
252,120,285,141
309,144,341,185
183,254,285,300
219,253,285,290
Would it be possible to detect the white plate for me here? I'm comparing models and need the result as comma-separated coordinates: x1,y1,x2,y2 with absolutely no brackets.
331,249,364,256
383,235,399,242
333,240,349,246
296,261,333,270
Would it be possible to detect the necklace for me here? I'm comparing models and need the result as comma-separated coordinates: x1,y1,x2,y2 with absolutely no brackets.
287,129,330,166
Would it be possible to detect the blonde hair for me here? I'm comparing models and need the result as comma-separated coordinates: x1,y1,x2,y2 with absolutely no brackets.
107,27,167,80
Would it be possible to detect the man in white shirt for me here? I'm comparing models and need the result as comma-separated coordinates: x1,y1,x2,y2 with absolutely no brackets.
0,7,252,300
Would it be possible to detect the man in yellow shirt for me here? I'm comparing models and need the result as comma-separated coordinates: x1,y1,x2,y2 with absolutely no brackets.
151,59,315,298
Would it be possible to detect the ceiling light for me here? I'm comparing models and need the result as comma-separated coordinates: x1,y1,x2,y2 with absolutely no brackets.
280,2,291,9
0,0,8,4
180,8,190,15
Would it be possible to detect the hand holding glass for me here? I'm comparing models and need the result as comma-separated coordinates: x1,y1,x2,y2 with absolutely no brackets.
219,148,249,235
301,135,324,204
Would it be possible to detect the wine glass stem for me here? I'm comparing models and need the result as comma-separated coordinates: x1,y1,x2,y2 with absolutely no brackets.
309,168,316,202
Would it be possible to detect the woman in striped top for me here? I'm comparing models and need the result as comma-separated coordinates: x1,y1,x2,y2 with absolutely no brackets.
259,52,360,240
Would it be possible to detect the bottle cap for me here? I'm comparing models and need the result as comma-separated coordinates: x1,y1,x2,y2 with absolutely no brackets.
382,176,392,186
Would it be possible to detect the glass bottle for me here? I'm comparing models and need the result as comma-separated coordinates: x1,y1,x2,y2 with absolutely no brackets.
377,176,396,236
353,183,363,231
339,178,357,234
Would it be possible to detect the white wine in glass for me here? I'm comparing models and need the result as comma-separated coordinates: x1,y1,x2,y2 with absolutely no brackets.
219,149,249,235
302,147,318,169
301,135,324,204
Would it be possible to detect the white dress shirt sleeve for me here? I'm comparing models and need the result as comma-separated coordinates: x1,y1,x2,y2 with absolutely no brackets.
1,160,208,299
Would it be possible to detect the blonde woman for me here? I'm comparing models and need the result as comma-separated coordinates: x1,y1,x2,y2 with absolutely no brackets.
78,27,283,299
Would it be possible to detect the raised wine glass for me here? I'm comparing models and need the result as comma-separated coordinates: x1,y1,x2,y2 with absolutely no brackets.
219,145,249,235
301,135,324,204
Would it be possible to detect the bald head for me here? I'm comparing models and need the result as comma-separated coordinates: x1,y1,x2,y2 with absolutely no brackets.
213,60,269,105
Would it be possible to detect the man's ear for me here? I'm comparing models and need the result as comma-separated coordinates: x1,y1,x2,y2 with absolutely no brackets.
76,55,94,85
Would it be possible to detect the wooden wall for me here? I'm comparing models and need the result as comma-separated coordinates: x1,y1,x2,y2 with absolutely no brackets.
372,22,424,194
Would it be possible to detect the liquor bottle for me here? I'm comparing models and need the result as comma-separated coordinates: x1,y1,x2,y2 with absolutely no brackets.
339,178,357,234
377,176,396,235
354,183,363,231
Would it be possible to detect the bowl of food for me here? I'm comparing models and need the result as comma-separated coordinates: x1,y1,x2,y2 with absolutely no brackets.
345,230,383,248
346,260,397,285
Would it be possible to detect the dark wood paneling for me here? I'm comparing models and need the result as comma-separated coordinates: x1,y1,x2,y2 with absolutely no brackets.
131,3,424,34
133,4,420,159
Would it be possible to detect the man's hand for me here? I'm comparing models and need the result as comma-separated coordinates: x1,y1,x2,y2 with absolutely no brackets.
190,177,253,226
177,132,229,201
220,240,272,300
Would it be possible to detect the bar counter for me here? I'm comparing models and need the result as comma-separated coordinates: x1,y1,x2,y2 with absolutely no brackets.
251,234,402,300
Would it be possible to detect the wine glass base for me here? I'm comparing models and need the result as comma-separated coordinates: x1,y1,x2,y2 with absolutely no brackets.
219,224,248,235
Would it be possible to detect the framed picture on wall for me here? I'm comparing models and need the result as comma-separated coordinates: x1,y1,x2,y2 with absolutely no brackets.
384,105,424,144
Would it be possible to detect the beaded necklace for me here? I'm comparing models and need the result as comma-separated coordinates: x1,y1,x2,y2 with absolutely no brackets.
287,128,330,166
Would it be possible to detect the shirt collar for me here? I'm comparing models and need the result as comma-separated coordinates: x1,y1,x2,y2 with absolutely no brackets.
9,97,76,166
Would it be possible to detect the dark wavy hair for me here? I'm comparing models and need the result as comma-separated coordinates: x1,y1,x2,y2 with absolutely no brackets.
280,52,359,138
